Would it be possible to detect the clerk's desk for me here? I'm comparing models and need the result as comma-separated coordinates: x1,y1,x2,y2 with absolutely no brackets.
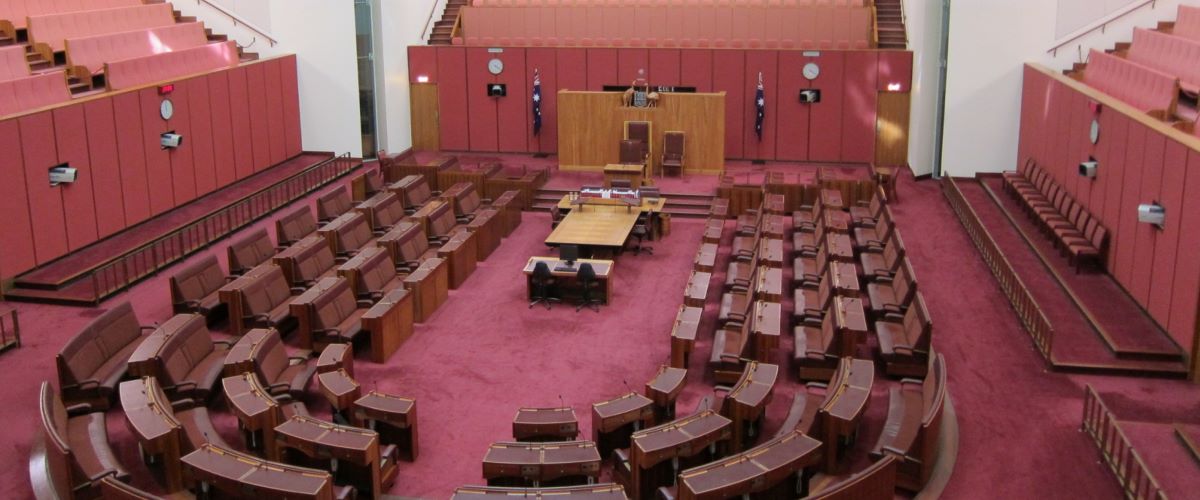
523,257,614,304
546,194,668,254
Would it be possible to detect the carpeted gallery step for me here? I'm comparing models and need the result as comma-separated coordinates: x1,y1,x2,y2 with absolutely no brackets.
530,188,715,218
6,153,360,306
956,179,1187,378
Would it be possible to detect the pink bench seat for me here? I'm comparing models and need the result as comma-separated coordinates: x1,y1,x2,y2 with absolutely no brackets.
0,70,70,117
1128,27,1200,94
1084,49,1179,115
0,44,29,81
1174,5,1200,43
29,3,176,53
66,22,209,79
105,40,239,91
0,0,141,32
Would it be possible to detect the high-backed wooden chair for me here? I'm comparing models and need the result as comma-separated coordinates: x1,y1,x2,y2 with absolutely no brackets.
661,131,684,177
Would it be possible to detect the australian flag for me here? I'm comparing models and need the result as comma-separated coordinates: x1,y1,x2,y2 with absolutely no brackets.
754,72,765,141
532,68,542,135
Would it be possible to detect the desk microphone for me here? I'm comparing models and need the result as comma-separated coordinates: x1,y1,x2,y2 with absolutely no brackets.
559,394,566,410
622,379,634,395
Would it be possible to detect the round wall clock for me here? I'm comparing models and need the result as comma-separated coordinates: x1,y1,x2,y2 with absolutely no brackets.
803,62,821,80
1089,118,1101,145
488,58,504,75
160,99,174,121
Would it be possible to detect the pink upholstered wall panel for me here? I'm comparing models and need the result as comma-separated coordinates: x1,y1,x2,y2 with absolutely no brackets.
679,49,712,92
264,59,288,165
1147,140,1188,322
245,63,272,172
140,88,175,215
0,120,35,277
112,92,151,225
1113,123,1146,286
495,48,528,153
841,50,877,163
207,71,238,188
586,48,617,91
649,49,680,87
742,50,777,160
166,83,197,206
712,49,744,158
437,47,470,151
808,51,845,162
1069,92,1091,203
408,46,439,84
19,112,69,264
52,105,99,251
1168,150,1200,352
527,47,558,153
83,99,126,239
188,76,217,197
281,56,302,157
776,51,811,161
1130,129,1165,303
1099,112,1128,276
466,47,499,151
617,48,648,84
556,48,587,91
226,67,255,180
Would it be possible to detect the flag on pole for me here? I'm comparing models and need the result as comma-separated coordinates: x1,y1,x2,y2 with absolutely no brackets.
754,72,765,141
532,68,543,135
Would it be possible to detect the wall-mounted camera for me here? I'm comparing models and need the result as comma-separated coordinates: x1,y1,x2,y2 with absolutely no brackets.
161,131,183,150
49,163,77,187
1079,157,1098,179
487,83,507,97
1138,202,1165,228
799,89,821,103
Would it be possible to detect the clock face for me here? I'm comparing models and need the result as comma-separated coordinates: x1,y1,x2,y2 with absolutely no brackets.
803,62,820,80
160,99,174,121
1089,118,1101,145
488,58,504,75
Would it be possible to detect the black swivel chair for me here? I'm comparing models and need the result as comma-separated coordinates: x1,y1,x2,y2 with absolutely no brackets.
575,263,602,313
529,262,561,309
627,213,654,256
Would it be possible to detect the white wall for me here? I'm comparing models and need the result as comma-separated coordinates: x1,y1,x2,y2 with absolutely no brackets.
940,0,1193,177
904,0,944,177
378,0,441,155
175,0,363,157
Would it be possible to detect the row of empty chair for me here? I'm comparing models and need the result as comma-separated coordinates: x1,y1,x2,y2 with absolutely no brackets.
0,0,142,34
1082,48,1178,116
1128,27,1200,95
65,21,208,79
1175,5,1200,43
29,3,177,54
0,68,70,117
460,5,873,48
1003,159,1109,272
473,0,870,6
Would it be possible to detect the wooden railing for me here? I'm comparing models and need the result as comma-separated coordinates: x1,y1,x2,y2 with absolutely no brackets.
86,154,358,303
941,177,1055,359
423,0,449,42
1082,385,1167,500
1048,0,1156,56
195,0,278,47
0,305,19,354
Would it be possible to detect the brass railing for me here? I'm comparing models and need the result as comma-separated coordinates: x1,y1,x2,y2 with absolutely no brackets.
86,154,358,303
941,177,1055,359
1082,385,1167,500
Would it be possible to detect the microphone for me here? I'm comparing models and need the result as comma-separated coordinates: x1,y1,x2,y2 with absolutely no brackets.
623,379,634,395
558,394,566,410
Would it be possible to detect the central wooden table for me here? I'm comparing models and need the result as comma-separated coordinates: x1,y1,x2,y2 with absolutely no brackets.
523,257,614,304
545,210,640,254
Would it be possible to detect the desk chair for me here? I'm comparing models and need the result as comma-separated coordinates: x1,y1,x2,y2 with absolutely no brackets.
610,179,634,189
529,262,561,309
626,213,655,256
551,205,565,229
575,263,602,313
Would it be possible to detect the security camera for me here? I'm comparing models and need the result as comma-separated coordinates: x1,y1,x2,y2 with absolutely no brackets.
1138,203,1165,227
1079,160,1098,178
799,89,821,103
49,164,77,186
161,132,183,149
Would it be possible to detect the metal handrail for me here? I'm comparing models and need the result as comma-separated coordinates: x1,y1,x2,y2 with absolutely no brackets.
423,0,450,42
1049,0,1157,56
195,0,279,47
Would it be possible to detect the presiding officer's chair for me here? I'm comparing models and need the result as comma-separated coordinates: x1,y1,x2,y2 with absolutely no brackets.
662,132,685,177
529,262,561,310
619,139,647,165
576,263,602,313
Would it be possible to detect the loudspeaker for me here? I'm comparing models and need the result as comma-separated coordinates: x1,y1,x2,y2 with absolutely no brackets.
160,132,183,149
1079,160,1098,178
799,89,821,103
487,83,507,97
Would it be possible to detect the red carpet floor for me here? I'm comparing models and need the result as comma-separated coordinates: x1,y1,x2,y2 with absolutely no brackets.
1,163,1198,498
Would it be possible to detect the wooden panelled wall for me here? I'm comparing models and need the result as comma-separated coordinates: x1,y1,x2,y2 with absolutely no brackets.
0,55,303,282
1019,64,1200,373
557,91,725,173
407,46,912,164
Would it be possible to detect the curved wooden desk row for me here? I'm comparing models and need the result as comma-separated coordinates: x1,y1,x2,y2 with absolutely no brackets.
869,353,947,493
482,440,602,487
720,361,779,454
453,483,627,499
671,430,823,500
591,365,688,458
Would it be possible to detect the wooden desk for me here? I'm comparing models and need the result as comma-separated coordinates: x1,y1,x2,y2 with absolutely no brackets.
758,238,784,269
222,328,274,377
629,410,733,499
831,262,860,298
603,163,646,188
218,263,278,338
438,230,478,289
452,484,626,499
826,233,855,263
467,208,501,260
670,306,703,368
684,271,711,308
316,212,363,257
316,343,353,375
403,257,449,323
127,314,195,378
407,199,447,235
120,377,185,491
273,415,395,498
555,194,667,214
482,441,602,487
288,277,345,351
694,243,718,273
181,444,335,500
545,211,640,251
513,407,580,442
361,287,415,363
524,257,614,304
723,362,779,453
836,296,869,355
677,430,822,499
754,267,783,303
591,393,655,458
645,365,687,422
818,358,874,473
222,372,285,457
752,301,782,362
821,189,845,210
352,391,418,461
823,210,853,233
317,369,361,415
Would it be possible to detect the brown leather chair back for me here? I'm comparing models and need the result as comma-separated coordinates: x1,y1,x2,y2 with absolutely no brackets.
228,228,275,275
404,176,434,207
372,192,405,230
317,187,352,222
357,247,397,297
160,314,212,386
619,139,645,164
294,240,336,286
170,254,225,308
626,121,650,143
312,279,356,332
365,169,384,195
335,213,373,256
242,267,291,317
57,302,141,387
429,202,457,238
895,260,918,307
457,187,483,216
276,206,318,247
37,382,75,497
252,330,288,382
664,131,684,160
907,292,932,354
